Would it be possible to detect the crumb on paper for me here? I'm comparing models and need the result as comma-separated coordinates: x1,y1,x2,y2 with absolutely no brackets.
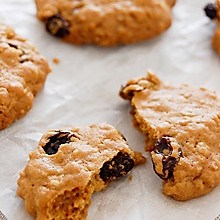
53,58,60,64
128,176,133,181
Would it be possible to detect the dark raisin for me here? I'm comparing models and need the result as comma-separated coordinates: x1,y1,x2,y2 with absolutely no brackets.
45,14,70,37
154,136,172,156
99,152,134,182
20,56,29,63
152,136,182,180
8,43,18,49
204,3,217,20
43,131,75,155
19,51,30,63
8,43,30,63
161,156,179,179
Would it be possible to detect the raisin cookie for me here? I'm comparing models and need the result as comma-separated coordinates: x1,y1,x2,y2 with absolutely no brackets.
0,23,50,130
34,0,176,46
119,72,220,201
204,0,220,57
17,123,146,220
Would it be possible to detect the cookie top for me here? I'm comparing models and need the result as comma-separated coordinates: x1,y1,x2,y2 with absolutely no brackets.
120,72,220,200
204,0,220,56
35,0,176,46
17,123,142,218
0,23,50,130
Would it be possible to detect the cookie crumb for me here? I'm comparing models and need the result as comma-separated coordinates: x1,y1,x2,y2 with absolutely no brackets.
53,58,60,64
133,152,147,166
128,176,133,181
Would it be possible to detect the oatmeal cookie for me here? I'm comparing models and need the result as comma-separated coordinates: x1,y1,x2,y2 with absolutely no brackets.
17,123,146,220
34,0,176,46
204,0,220,57
0,23,50,130
120,72,220,200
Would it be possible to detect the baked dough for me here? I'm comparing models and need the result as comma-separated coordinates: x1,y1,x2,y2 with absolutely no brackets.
17,123,145,220
120,72,220,200
34,0,176,46
0,23,50,130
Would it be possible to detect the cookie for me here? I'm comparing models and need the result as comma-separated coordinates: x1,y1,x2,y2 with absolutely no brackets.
0,23,50,130
34,0,176,46
204,0,220,57
17,123,146,220
119,72,220,201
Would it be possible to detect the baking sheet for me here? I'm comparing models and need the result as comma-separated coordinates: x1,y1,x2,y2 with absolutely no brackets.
0,0,220,219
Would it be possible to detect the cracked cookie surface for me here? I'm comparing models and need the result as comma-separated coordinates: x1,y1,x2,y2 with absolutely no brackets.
17,123,145,220
35,0,176,46
0,23,50,130
120,72,220,200
204,0,220,57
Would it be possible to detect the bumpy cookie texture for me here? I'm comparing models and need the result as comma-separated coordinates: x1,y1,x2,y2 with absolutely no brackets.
0,24,50,130
204,0,220,57
17,123,146,220
34,0,176,46
120,72,220,201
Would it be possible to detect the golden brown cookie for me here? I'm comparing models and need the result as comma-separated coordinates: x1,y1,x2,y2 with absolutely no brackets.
120,72,220,201
34,0,176,46
204,0,220,57
17,123,146,220
0,23,50,130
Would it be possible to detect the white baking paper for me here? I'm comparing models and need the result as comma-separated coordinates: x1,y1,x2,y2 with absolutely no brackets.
0,0,220,219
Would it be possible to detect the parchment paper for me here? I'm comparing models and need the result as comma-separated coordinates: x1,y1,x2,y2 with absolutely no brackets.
0,0,220,219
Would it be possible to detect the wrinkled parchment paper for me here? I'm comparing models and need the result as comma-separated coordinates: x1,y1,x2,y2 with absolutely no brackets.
0,0,220,219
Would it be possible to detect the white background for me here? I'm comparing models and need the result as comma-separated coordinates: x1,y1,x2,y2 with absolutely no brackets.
0,0,220,219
